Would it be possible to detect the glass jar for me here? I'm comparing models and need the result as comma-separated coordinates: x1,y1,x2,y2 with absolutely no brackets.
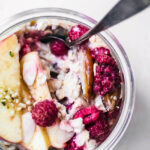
0,8,135,150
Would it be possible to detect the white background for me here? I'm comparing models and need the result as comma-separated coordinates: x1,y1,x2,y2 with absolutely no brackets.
0,0,150,149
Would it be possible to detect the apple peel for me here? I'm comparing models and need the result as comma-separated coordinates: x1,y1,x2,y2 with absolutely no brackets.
22,112,35,144
23,61,37,86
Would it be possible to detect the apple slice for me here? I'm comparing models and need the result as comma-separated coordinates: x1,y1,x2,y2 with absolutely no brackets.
21,78,33,107
79,49,93,101
0,104,22,143
21,113,51,150
22,112,35,145
0,35,20,91
20,51,51,101
0,35,22,143
47,120,74,148
29,126,50,150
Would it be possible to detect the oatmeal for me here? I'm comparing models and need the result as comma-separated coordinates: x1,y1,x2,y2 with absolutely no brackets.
0,19,122,150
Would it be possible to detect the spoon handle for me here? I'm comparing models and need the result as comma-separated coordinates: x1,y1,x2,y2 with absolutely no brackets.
70,0,150,46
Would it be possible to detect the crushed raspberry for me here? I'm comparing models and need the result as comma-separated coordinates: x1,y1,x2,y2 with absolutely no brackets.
65,102,74,112
83,112,100,125
91,47,121,96
50,39,68,56
86,112,109,143
20,44,31,57
73,107,110,143
60,97,73,112
24,30,44,42
65,136,84,150
32,100,58,127
69,25,89,41
19,30,43,58
73,106,99,125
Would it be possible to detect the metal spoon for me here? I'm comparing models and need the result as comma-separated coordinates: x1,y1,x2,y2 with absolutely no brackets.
41,0,150,47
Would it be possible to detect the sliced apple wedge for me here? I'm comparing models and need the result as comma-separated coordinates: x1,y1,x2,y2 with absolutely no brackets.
79,49,93,101
0,104,22,143
0,35,20,91
21,112,50,150
47,120,74,149
0,35,22,143
21,78,32,107
22,112,35,145
29,126,50,150
20,51,51,101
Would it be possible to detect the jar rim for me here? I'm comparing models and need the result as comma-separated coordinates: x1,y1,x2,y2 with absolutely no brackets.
0,8,135,150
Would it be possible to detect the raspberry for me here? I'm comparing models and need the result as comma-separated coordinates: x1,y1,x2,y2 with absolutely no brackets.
24,30,43,42
91,47,121,96
69,25,89,41
91,47,115,65
19,30,43,59
65,136,84,150
83,112,100,125
65,102,74,112
73,106,99,125
86,112,109,143
91,47,110,59
20,44,31,58
32,100,58,127
50,39,68,56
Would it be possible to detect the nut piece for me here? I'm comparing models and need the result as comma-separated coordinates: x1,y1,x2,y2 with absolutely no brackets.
79,49,93,101
103,88,120,111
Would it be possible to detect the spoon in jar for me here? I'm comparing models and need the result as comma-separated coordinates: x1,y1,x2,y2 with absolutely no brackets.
40,0,150,47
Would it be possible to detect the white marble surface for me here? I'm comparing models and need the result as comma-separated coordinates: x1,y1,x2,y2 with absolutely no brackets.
0,0,150,149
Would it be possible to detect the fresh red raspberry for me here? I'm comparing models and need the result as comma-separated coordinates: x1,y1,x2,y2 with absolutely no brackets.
50,39,68,56
91,47,121,96
69,25,89,41
65,136,84,150
73,106,99,125
86,112,109,143
32,100,58,127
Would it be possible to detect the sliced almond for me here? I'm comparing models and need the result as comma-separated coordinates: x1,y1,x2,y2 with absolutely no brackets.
103,88,120,111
